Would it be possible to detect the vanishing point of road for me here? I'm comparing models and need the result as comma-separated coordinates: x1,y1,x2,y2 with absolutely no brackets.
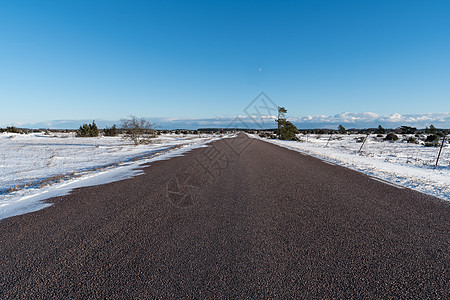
1,134,448,298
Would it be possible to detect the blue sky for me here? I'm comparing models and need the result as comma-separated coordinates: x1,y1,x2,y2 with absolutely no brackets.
1,0,449,128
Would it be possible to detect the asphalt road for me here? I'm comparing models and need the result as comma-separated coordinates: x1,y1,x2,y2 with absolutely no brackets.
1,134,449,298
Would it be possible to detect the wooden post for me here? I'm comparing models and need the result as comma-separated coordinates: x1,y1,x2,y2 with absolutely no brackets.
358,133,370,153
435,136,446,169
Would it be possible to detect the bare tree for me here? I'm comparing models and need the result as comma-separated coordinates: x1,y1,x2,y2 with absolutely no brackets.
121,115,155,145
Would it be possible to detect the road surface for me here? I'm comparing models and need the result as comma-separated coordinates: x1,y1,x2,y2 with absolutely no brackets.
1,134,448,298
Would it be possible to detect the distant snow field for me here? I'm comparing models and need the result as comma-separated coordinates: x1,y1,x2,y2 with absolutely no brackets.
0,132,226,221
255,134,449,201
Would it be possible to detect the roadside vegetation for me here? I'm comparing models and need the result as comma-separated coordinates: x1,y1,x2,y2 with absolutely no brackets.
275,106,299,140
76,121,99,137
2,117,447,150
0,126,29,134
120,115,157,145
103,125,118,137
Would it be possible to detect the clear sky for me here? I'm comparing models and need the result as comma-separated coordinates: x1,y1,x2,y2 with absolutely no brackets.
1,0,449,126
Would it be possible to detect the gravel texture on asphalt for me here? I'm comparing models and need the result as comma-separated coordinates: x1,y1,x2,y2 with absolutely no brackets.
1,134,449,299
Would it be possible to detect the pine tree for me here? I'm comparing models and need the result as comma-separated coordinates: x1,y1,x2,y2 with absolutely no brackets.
278,119,298,140
276,107,287,139
104,125,118,136
429,124,437,134
275,106,298,140
377,125,385,134
77,121,99,137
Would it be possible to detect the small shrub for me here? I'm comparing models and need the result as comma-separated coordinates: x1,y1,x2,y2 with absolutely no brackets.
376,125,385,134
425,135,439,143
259,131,277,139
424,142,440,147
77,121,99,137
427,125,437,134
406,136,418,144
399,126,417,134
104,125,118,137
121,115,155,145
423,135,441,147
376,134,383,138
5,126,27,134
384,133,398,141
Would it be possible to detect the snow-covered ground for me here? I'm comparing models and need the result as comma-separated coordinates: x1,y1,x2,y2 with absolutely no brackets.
254,134,449,201
0,132,227,221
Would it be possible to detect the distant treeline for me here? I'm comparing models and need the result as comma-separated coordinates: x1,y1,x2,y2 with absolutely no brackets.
1,125,449,135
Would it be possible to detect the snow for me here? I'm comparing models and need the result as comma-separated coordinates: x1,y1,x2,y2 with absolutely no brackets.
253,134,450,201
0,132,228,221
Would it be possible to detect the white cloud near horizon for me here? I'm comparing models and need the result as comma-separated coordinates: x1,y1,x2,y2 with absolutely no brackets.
289,112,450,128
9,112,450,130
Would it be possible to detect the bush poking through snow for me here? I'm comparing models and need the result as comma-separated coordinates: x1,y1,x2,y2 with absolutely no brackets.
376,125,385,134
1,126,28,134
384,133,399,141
76,121,99,137
424,135,440,147
121,115,155,145
259,131,277,139
406,136,418,144
104,125,118,137
424,142,440,147
425,134,439,143
399,126,417,134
